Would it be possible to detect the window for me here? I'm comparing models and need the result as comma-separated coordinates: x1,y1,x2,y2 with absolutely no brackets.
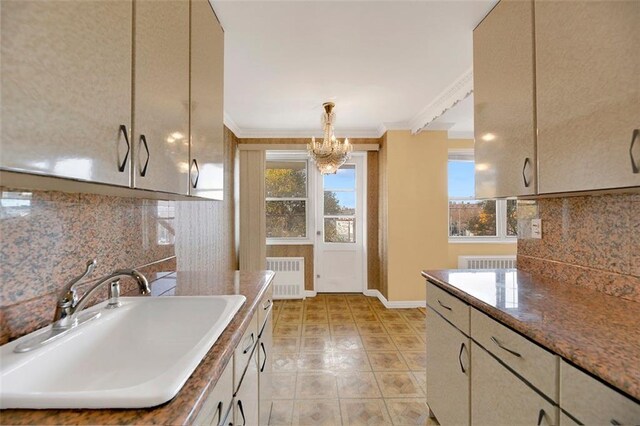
448,151,517,241
265,158,309,240
323,164,356,243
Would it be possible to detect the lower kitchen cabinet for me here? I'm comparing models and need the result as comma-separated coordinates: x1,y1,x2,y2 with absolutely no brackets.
258,297,273,425
471,342,557,425
234,347,259,426
192,357,233,426
426,307,470,425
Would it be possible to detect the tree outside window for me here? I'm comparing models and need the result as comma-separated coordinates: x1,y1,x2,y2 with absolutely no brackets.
266,160,308,239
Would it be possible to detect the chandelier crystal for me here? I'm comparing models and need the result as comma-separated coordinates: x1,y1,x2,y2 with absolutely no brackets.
307,102,353,174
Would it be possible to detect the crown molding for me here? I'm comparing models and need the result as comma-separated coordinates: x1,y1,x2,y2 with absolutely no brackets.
223,112,241,137
224,125,384,139
409,68,474,135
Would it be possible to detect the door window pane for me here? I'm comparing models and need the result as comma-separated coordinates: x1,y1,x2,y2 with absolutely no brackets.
266,161,307,198
266,200,306,238
506,199,518,236
324,191,355,215
324,217,356,243
449,200,497,237
323,164,355,190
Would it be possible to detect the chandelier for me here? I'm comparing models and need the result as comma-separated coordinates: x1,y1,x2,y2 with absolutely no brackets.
307,102,353,174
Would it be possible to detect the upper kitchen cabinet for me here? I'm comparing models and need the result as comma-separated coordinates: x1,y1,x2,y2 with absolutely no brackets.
0,1,133,186
190,0,225,200
473,0,536,198
133,0,190,195
535,0,640,194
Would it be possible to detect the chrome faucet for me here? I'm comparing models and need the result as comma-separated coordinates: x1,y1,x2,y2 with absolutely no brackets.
53,261,151,329
14,260,151,353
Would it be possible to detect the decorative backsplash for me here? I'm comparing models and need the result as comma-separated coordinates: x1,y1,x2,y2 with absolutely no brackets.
517,193,640,303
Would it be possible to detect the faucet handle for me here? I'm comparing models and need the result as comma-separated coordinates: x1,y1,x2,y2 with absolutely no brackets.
54,259,97,322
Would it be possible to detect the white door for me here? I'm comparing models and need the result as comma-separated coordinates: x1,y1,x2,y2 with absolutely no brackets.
315,154,366,293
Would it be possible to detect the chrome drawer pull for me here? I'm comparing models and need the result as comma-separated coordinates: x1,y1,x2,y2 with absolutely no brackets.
118,125,130,172
522,157,532,187
631,129,639,174
490,336,522,358
537,408,546,426
458,342,467,374
243,332,255,354
610,420,621,426
437,299,452,311
263,299,272,311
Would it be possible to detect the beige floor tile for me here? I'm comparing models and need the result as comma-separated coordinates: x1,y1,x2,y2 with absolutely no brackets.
274,336,301,353
336,372,382,398
385,398,430,425
282,304,304,313
375,372,425,398
272,373,297,400
304,304,327,312
353,311,380,323
330,322,360,336
376,310,406,323
269,399,294,425
303,311,329,324
300,335,333,352
333,351,372,372
410,321,426,335
279,311,304,323
362,335,398,351
332,335,365,351
398,309,425,322
357,321,388,335
302,323,331,336
411,371,427,393
275,324,302,337
367,351,410,371
401,352,427,371
383,322,416,335
391,335,425,351
291,399,342,426
272,352,299,372
350,304,375,313
340,399,392,426
329,311,355,322
295,373,338,399
297,352,334,371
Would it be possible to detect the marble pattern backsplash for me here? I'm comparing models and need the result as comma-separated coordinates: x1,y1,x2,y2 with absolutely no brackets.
517,193,640,303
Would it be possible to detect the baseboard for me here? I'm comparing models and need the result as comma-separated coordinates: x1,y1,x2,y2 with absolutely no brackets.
363,289,426,309
304,290,317,298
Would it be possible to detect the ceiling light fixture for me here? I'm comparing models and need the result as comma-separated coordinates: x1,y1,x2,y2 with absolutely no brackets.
307,102,352,175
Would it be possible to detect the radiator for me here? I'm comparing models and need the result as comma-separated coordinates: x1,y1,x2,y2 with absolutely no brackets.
266,257,305,299
458,255,517,269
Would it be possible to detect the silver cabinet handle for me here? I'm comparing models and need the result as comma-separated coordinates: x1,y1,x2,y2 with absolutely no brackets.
238,400,246,426
263,299,272,311
118,125,130,172
522,157,532,187
437,299,452,311
190,159,199,188
139,134,150,177
458,342,466,374
215,401,223,425
243,332,255,354
631,129,639,174
260,341,267,372
537,408,546,426
491,336,522,357
610,420,621,426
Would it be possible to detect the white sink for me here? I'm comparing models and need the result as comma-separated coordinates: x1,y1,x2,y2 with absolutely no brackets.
0,295,246,409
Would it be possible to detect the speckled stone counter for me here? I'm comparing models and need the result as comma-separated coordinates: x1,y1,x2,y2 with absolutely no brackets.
422,269,640,402
0,270,275,425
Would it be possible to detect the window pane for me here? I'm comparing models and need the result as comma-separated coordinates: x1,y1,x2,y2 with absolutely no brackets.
449,200,497,237
323,164,355,190
266,200,306,238
266,161,307,198
506,199,518,236
324,217,355,243
324,191,355,215
448,160,475,198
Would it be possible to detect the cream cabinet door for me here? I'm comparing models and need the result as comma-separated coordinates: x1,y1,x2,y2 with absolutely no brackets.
133,0,190,195
535,0,640,194
426,308,470,426
258,309,273,426
192,358,233,426
473,0,537,198
1,0,132,186
235,348,259,426
190,0,225,200
472,342,557,426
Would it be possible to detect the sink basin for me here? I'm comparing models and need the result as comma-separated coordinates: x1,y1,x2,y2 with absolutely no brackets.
0,295,246,409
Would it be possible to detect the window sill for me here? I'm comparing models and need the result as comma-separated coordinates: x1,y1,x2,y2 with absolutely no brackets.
267,238,314,246
448,238,517,244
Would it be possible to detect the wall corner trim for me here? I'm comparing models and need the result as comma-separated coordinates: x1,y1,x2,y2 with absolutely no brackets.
363,289,426,309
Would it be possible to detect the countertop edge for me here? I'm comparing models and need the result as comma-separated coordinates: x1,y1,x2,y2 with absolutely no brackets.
421,270,640,403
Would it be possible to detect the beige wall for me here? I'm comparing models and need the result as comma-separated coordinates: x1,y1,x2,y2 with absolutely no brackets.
383,130,516,302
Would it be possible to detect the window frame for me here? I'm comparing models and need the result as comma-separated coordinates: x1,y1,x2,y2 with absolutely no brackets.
265,151,315,245
447,149,517,244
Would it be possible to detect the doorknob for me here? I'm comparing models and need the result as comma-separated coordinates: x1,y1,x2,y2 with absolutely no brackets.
317,231,321,236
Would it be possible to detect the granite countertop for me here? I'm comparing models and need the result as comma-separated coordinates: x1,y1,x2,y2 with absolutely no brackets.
421,268,640,402
0,270,275,425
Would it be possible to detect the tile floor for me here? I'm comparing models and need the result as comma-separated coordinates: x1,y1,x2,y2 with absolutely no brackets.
269,293,438,425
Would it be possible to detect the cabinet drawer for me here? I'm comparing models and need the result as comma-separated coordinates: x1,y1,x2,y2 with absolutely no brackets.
471,308,557,401
426,281,469,335
560,361,640,425
258,285,273,337
193,358,233,426
234,313,258,393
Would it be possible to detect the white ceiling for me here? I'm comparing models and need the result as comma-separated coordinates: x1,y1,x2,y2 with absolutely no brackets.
212,0,495,137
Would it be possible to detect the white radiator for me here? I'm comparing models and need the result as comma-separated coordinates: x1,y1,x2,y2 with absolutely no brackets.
458,255,517,269
266,257,305,299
